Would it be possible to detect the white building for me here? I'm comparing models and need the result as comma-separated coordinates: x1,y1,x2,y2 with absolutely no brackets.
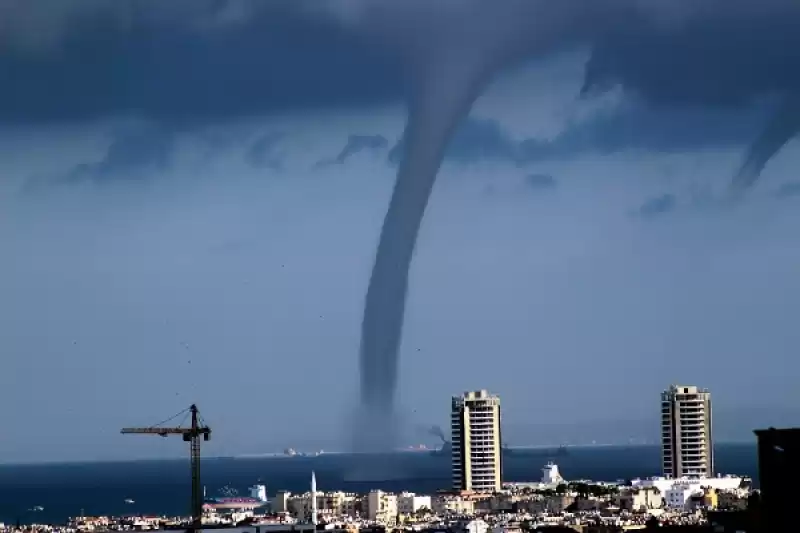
632,475,744,509
204,525,314,533
452,390,503,493
616,486,663,511
632,475,743,494
433,494,477,515
462,519,489,533
661,384,714,478
367,490,398,524
283,491,360,521
397,492,432,515
664,483,702,509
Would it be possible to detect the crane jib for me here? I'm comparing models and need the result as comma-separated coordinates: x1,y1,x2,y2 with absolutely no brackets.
120,404,210,531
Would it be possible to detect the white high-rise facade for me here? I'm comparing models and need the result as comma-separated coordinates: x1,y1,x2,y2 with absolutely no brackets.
661,384,714,478
451,390,502,493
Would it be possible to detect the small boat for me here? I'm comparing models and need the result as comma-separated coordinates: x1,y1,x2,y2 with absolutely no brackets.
125,499,135,504
30,506,44,512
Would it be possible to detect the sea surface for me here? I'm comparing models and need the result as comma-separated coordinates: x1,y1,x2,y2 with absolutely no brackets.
0,443,758,525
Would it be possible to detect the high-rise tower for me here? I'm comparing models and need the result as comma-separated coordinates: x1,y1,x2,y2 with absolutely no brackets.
451,389,502,493
661,384,714,478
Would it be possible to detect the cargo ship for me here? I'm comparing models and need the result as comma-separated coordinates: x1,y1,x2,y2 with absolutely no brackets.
203,484,268,511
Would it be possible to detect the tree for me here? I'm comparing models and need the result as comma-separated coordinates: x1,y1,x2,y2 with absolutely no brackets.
645,516,660,529
569,482,590,497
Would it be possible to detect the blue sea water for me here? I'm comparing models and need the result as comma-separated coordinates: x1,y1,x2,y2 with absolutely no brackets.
0,443,758,526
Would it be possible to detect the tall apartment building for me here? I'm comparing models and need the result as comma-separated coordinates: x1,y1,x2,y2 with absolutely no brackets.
661,384,714,478
451,390,502,493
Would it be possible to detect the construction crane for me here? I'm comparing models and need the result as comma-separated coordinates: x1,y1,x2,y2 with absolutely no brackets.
121,404,211,531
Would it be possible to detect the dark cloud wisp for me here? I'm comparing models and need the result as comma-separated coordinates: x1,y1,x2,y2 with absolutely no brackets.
638,194,677,217
63,125,174,184
320,134,390,167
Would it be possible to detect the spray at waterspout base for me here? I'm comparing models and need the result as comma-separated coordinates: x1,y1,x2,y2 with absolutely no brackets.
350,402,400,453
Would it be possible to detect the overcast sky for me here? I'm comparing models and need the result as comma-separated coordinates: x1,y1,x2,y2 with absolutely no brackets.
1,0,800,463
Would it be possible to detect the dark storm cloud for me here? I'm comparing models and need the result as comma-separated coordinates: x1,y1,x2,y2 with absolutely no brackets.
1,1,794,124
63,125,174,183
3,1,799,161
579,3,800,191
0,3,405,125
581,6,800,107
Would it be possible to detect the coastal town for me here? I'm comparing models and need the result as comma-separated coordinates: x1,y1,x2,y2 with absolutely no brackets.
0,463,756,533
0,386,780,533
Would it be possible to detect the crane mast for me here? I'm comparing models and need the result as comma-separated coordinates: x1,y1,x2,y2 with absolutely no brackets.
121,404,211,531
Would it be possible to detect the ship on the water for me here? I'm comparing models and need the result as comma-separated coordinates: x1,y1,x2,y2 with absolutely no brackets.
430,440,569,458
425,425,568,459
202,484,268,511
282,448,324,458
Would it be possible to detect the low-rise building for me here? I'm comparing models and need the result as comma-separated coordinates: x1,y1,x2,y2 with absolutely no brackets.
716,489,750,511
615,486,663,511
367,490,398,525
630,475,744,494
433,494,476,515
397,492,432,516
